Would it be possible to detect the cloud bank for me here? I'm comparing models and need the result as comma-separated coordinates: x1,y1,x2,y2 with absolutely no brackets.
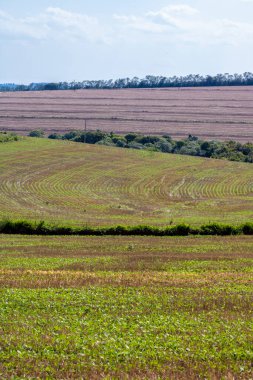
0,7,107,43
1,4,253,46
114,3,253,45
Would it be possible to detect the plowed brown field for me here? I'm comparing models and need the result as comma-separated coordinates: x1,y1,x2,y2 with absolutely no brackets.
1,86,253,142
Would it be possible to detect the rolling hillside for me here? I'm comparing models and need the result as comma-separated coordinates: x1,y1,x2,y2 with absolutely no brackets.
0,138,252,226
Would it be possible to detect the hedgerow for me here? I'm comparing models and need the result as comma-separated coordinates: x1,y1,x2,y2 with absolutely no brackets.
0,220,252,236
47,131,253,163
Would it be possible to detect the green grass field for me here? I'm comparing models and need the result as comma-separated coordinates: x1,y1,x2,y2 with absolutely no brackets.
1,138,253,378
0,234,252,379
0,138,252,226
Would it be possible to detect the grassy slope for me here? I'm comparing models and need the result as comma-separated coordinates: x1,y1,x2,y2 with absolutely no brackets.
0,137,252,226
0,234,252,378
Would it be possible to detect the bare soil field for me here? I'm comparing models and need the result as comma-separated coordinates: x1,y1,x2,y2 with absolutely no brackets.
0,86,253,142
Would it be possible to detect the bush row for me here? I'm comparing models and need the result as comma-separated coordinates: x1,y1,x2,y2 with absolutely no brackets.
44,130,253,163
0,220,252,236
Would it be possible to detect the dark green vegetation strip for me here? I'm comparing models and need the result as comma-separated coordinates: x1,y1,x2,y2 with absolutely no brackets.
46,130,253,163
1,219,253,236
0,235,253,378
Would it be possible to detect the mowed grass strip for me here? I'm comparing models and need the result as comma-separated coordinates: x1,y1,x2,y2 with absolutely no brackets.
0,138,253,226
0,235,252,378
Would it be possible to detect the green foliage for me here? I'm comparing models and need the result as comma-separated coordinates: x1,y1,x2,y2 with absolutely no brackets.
96,137,115,146
61,130,81,140
29,129,45,138
154,140,173,153
79,130,106,144
242,223,253,235
200,223,239,236
135,135,161,145
0,131,19,143
125,133,139,143
48,133,62,139
51,130,253,163
0,219,252,236
127,141,145,150
0,234,252,378
1,286,252,378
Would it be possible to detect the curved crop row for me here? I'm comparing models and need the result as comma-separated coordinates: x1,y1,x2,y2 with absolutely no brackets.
0,138,252,226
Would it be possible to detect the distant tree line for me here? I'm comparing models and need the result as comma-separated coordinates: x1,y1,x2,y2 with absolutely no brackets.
44,130,253,163
2,72,253,92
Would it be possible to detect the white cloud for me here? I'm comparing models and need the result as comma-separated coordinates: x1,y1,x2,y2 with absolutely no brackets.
0,7,107,43
147,4,199,23
146,4,199,34
113,14,167,33
0,10,49,40
45,7,106,42
1,4,253,48
114,3,253,46
114,4,198,33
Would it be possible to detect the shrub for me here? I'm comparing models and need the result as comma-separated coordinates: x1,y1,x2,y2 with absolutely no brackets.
200,223,239,236
29,130,45,138
96,137,115,146
0,132,19,143
116,140,127,148
241,223,253,235
155,141,173,153
169,224,191,236
48,133,62,140
125,133,139,143
62,131,81,141
128,142,145,150
46,131,253,164
82,131,106,144
135,135,161,145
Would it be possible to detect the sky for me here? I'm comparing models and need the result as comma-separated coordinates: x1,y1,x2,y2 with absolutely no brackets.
1,0,253,83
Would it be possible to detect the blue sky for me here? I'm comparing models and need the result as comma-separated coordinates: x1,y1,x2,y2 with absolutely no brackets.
1,0,253,83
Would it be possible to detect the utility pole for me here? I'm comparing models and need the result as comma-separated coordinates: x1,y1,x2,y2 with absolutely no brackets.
84,119,87,131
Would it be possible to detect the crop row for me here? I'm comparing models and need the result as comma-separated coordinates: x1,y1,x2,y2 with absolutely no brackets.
1,138,252,226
